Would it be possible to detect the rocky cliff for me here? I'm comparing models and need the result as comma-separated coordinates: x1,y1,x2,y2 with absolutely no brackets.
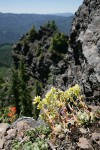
70,0,100,98
13,22,70,96
13,0,100,99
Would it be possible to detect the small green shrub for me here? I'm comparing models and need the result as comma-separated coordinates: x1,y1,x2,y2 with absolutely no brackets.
11,126,50,150
50,33,69,53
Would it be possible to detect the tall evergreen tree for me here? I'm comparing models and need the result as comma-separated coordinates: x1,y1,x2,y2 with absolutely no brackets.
19,59,33,116
0,76,5,107
11,68,20,116
28,25,37,42
0,76,11,107
11,59,33,117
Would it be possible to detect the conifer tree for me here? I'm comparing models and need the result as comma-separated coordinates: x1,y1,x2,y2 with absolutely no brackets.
19,59,33,116
11,59,33,117
0,76,5,107
0,76,11,107
28,25,37,42
52,32,69,53
11,68,20,116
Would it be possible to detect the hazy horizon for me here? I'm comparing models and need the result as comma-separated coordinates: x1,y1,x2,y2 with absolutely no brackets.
0,0,83,14
0,12,74,15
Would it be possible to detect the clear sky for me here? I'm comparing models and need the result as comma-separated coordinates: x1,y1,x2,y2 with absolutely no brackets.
0,0,83,14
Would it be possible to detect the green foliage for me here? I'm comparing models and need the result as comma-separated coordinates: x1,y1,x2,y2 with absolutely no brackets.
0,44,13,67
33,84,95,130
12,139,48,150
41,21,58,32
49,21,58,31
19,60,33,116
21,36,29,45
25,126,51,142
11,126,50,150
77,111,94,125
11,68,21,116
50,33,69,53
0,76,4,85
28,25,37,42
36,46,42,57
0,44,13,77
95,109,100,119
33,80,43,120
34,80,43,96
0,67,11,77
0,106,17,123
0,76,12,108
11,59,33,117
11,140,34,150
0,106,9,123
47,72,55,85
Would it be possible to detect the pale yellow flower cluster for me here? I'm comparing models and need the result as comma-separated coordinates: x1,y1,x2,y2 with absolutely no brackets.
33,84,95,129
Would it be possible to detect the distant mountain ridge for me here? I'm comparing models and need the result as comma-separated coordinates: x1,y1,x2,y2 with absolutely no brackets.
50,12,74,17
0,12,74,44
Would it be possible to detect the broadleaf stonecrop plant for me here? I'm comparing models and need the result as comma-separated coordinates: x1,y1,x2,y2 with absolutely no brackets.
33,84,95,130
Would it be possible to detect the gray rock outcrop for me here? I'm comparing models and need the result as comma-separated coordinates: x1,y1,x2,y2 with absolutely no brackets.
70,0,100,97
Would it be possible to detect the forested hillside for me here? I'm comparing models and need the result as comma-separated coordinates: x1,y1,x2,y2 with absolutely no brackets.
0,13,73,44
0,44,13,67
0,44,13,76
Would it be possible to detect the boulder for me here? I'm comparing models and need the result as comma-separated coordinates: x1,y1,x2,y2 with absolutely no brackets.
91,132,100,146
0,137,5,149
77,137,93,149
0,123,10,138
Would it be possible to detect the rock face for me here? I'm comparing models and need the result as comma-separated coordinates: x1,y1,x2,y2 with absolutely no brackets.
13,0,100,99
13,22,70,95
70,0,100,97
